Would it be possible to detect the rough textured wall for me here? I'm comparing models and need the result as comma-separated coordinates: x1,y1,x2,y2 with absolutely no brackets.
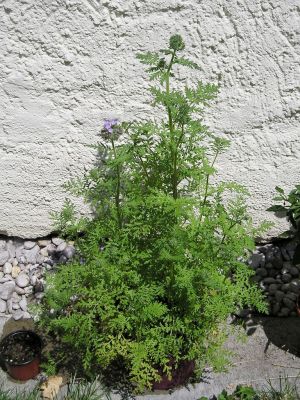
0,0,299,238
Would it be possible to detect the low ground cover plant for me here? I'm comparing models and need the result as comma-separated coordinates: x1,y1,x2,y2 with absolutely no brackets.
268,185,300,264
38,34,268,392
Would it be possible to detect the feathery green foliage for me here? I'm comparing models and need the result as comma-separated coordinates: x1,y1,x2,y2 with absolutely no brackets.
40,35,268,392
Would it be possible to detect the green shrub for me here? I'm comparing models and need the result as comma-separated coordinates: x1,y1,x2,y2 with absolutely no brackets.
39,34,268,392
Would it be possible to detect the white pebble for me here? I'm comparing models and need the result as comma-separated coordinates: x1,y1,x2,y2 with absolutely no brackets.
3,262,12,274
12,258,18,267
19,297,27,311
16,273,30,288
0,299,6,313
13,310,24,320
15,286,25,295
24,241,36,250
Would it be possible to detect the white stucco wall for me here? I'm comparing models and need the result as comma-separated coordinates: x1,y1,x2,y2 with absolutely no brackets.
0,0,299,238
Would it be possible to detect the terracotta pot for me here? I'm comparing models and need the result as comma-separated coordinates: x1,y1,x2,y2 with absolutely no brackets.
0,330,42,381
152,358,195,390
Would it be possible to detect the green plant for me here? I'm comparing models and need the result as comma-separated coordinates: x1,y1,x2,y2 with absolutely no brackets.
267,185,300,263
0,386,40,400
64,376,111,400
199,385,259,400
41,353,57,376
39,34,268,392
260,375,300,400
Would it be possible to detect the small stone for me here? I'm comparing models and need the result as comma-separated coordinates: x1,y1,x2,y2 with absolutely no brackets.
0,281,15,300
259,281,267,290
30,275,37,286
256,268,267,277
286,241,298,259
290,267,299,277
35,292,45,300
36,254,45,264
281,247,290,261
0,299,6,313
0,250,9,266
7,241,16,259
0,240,6,250
0,272,3,279
11,266,21,278
235,308,251,318
12,292,20,302
268,269,277,277
63,245,75,259
257,244,272,254
24,286,33,295
263,277,276,284
248,253,265,269
15,246,25,261
56,242,67,253
13,310,24,320
24,241,36,250
0,277,11,283
46,244,57,256
19,257,27,265
275,290,285,302
34,280,44,293
282,297,295,310
7,299,13,314
281,267,290,275
58,255,67,264
269,284,279,293
24,245,40,264
12,303,20,310
16,273,30,288
52,238,64,246
272,258,283,269
12,258,18,267
281,283,290,292
265,262,273,269
272,303,281,314
279,307,290,317
40,247,48,257
15,286,25,295
38,240,50,247
282,274,292,283
19,297,27,311
286,292,298,301
23,312,31,319
19,263,26,271
283,261,293,269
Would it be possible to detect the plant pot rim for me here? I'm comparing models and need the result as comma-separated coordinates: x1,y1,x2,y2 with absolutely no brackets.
0,330,42,366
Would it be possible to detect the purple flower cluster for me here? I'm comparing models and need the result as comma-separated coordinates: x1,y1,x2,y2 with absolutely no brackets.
103,119,118,133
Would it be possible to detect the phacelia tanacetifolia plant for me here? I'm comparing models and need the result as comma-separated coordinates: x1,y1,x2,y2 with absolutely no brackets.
40,34,268,392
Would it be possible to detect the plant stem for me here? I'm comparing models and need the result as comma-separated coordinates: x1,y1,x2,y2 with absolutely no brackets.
172,124,185,199
111,138,122,229
165,50,179,199
199,150,219,220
